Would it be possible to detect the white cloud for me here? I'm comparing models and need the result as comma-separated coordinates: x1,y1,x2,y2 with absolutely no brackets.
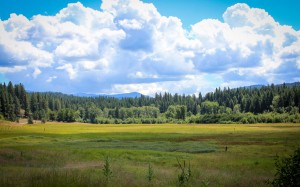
33,68,41,78
0,66,26,73
46,76,57,83
223,3,277,31
111,74,221,96
56,63,76,80
54,39,98,59
0,21,53,68
119,19,142,29
1,0,299,95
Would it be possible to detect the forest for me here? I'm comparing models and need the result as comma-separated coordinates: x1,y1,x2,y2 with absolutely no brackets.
0,81,299,124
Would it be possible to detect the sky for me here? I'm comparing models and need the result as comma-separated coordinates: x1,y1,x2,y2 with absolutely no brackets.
0,0,300,95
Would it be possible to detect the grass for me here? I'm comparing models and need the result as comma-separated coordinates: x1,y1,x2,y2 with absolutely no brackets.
0,120,300,186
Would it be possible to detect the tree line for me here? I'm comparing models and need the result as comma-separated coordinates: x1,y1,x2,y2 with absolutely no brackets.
0,81,299,124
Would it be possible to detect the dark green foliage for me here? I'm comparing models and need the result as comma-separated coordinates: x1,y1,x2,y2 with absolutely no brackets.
86,103,101,123
57,108,77,122
166,105,187,120
0,82,29,121
187,113,300,124
27,115,33,124
146,163,154,182
41,118,46,124
177,158,191,186
271,148,300,187
0,81,299,123
102,156,112,182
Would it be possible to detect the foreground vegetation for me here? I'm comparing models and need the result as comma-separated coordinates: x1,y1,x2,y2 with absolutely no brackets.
1,121,299,186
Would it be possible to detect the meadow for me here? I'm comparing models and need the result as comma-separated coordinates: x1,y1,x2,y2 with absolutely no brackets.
0,120,299,186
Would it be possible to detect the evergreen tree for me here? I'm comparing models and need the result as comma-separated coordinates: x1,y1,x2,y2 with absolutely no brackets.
0,81,299,123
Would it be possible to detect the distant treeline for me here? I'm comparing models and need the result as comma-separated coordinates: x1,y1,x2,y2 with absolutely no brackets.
0,81,299,124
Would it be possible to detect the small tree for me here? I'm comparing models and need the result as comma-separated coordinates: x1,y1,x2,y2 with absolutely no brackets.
177,158,191,186
41,118,46,124
102,156,112,183
28,115,33,124
271,148,300,187
146,163,154,182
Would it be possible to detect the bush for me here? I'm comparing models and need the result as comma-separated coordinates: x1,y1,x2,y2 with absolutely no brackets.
146,163,154,182
28,116,34,124
102,156,112,183
241,117,248,124
177,158,191,186
41,118,46,124
271,148,300,187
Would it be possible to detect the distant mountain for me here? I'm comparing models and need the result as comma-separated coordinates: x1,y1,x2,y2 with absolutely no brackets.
74,93,99,97
101,92,143,99
75,92,143,99
279,82,300,87
29,82,300,98
242,82,300,90
241,84,264,89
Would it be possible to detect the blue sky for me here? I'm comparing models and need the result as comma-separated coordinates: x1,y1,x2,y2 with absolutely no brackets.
1,0,299,30
0,0,300,95
144,0,300,31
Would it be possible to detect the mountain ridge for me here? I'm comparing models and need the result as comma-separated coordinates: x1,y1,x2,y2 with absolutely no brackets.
27,81,300,98
242,82,300,89
75,92,143,99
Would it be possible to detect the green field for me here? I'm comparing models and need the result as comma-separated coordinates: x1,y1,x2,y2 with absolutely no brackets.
0,121,300,186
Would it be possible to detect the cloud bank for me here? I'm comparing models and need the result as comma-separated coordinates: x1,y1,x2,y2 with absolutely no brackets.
0,0,299,95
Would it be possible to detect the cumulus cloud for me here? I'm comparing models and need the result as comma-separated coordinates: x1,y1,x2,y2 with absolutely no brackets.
0,0,299,95
56,63,76,80
111,74,221,96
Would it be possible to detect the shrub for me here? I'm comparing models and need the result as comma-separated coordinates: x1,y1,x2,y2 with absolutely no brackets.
28,116,34,124
41,118,46,124
177,158,191,186
102,156,112,183
271,148,300,187
146,163,154,182
241,117,248,124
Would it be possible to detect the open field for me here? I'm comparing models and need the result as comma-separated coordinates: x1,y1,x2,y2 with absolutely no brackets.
0,120,300,186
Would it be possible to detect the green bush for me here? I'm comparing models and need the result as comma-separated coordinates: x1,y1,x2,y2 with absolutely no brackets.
271,148,300,187
28,116,34,124
103,156,112,183
146,163,154,182
177,159,191,186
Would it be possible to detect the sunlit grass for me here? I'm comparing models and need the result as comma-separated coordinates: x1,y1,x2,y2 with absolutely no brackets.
0,120,300,186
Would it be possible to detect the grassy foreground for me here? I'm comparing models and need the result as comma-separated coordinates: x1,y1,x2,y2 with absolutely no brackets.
0,121,300,186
